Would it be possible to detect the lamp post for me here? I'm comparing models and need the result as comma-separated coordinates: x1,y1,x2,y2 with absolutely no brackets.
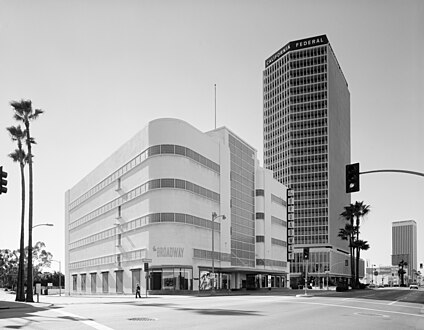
51,260,61,296
29,223,54,299
211,212,226,292
32,223,53,229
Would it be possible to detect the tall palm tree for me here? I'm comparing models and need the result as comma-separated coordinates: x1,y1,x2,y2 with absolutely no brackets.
6,125,27,302
10,100,43,302
340,205,356,287
352,201,370,287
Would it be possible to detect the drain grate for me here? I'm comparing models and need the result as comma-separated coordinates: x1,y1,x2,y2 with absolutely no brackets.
129,317,158,322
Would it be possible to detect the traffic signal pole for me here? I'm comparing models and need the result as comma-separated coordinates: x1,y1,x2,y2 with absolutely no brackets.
360,169,424,178
346,164,424,194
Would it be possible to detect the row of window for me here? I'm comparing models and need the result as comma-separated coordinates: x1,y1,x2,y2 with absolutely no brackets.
290,251,329,273
294,226,328,235
69,249,145,270
193,248,231,262
229,133,257,268
69,178,220,230
289,73,327,88
295,218,327,228
271,216,287,227
256,259,287,268
271,194,286,206
69,212,221,250
69,144,220,210
294,235,329,245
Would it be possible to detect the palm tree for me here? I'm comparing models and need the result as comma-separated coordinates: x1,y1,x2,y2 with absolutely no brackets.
352,201,370,287
398,260,408,286
352,239,370,285
6,125,27,302
10,100,44,302
340,205,356,287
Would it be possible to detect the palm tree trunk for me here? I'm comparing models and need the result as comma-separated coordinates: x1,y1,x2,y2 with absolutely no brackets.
25,124,34,302
349,237,355,287
355,216,360,288
15,162,26,302
356,249,360,288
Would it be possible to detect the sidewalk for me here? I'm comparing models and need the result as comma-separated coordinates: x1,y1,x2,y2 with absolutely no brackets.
0,288,153,310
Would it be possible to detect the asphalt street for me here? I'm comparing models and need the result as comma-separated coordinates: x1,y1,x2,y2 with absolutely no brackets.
1,288,424,329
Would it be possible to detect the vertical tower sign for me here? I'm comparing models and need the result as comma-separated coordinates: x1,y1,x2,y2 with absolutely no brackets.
287,188,295,261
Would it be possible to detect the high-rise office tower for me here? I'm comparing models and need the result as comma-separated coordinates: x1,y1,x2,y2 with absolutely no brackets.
392,220,417,282
263,35,351,286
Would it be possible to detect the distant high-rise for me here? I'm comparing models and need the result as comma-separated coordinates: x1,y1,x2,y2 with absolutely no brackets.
263,35,352,285
392,220,417,281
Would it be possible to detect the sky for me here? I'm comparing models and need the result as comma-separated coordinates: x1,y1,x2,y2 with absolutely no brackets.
0,0,423,273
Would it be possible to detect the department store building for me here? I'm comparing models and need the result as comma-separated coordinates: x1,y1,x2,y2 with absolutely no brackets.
65,118,289,295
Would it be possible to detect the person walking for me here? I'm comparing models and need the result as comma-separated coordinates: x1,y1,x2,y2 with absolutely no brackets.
135,283,141,298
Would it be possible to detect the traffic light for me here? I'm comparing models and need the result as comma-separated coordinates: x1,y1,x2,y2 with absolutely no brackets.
0,166,7,195
144,263,149,272
303,247,310,260
346,163,360,193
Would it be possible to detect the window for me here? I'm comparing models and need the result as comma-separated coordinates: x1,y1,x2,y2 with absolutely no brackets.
161,178,175,188
102,272,109,293
175,179,185,189
161,213,174,222
175,145,186,156
255,189,264,196
160,144,175,154
81,274,86,292
148,145,161,156
256,212,265,220
148,179,161,190
72,275,77,291
256,236,265,243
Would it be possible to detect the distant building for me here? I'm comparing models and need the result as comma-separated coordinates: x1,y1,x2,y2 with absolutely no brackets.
365,265,398,286
392,220,417,282
65,118,289,295
263,34,351,287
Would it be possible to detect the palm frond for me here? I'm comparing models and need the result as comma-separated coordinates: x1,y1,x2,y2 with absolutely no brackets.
9,149,26,163
30,109,44,120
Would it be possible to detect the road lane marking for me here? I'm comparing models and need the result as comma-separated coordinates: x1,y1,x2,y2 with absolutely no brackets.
314,297,423,309
54,310,115,330
286,300,424,318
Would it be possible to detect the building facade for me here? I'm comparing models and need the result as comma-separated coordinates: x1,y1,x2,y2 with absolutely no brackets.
65,118,289,295
392,220,417,282
263,35,351,287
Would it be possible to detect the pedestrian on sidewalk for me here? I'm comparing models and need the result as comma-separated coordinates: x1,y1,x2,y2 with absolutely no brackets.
135,283,141,298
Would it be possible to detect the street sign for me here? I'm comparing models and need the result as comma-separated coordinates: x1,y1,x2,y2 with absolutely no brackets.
142,258,152,263
374,271,378,276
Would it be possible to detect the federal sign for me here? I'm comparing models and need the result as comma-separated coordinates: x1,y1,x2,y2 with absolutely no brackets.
265,35,329,68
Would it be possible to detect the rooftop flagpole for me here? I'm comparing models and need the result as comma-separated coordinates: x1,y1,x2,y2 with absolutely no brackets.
214,84,217,129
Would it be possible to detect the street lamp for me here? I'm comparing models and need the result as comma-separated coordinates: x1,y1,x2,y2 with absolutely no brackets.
211,212,226,292
51,260,62,296
29,223,54,300
32,223,53,229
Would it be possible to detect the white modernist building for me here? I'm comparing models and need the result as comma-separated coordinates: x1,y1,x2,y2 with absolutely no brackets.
65,118,289,295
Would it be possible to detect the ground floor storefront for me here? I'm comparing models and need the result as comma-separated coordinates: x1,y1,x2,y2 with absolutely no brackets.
289,273,351,289
69,264,289,295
